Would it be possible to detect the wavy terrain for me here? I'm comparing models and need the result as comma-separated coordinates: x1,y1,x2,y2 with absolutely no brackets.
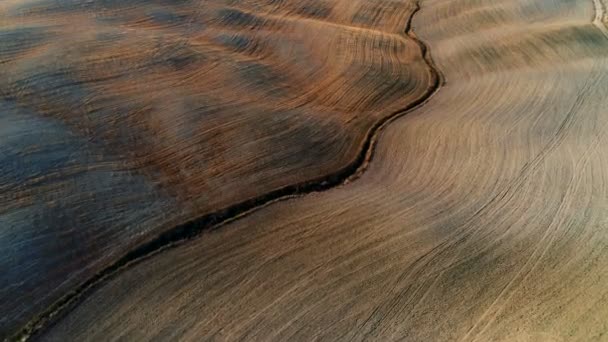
5,0,608,341
0,0,437,338
27,0,608,341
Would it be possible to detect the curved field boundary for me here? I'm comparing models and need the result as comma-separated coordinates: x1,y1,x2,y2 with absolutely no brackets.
11,2,443,341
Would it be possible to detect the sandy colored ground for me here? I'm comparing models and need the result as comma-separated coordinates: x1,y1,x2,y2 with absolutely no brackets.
33,0,608,341
0,0,433,337
5,0,608,341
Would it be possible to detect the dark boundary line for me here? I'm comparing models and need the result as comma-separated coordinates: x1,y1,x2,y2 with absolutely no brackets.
11,2,443,341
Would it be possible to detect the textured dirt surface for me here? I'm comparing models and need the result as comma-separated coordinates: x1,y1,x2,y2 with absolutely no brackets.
6,0,608,341
34,0,608,341
0,0,435,338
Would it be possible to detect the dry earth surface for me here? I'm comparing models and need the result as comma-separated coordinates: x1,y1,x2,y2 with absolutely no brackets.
0,0,435,338
3,0,608,341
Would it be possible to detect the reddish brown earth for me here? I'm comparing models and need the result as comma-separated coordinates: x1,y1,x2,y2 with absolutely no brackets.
0,0,435,338
5,0,608,341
